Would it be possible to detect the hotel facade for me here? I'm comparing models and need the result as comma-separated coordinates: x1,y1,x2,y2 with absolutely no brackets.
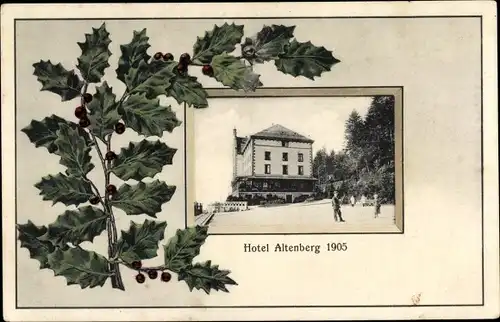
231,124,317,203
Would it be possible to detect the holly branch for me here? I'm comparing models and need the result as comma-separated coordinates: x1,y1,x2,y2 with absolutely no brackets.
17,22,339,293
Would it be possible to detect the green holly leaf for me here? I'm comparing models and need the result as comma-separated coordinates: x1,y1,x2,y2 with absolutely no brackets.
125,60,176,98
211,53,262,92
35,173,94,207
39,206,108,248
110,180,176,217
116,28,151,84
32,60,83,101
178,260,237,294
111,140,177,181
119,93,181,137
163,225,208,273
47,247,112,289
76,23,112,83
17,221,58,269
21,114,93,154
274,39,340,80
116,219,167,263
192,23,244,64
86,82,121,142
241,25,296,64
168,73,208,108
54,123,95,177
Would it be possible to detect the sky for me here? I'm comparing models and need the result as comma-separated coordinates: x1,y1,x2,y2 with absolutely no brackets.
193,96,373,205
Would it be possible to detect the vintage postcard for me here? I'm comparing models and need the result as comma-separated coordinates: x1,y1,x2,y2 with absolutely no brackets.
1,2,498,321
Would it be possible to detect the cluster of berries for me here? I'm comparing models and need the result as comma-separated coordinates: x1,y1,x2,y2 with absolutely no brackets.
131,261,172,284
75,94,126,135
152,51,214,77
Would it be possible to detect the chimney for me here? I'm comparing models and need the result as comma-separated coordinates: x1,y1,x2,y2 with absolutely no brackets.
233,128,237,137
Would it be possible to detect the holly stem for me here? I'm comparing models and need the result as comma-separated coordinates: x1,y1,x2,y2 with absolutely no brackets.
115,259,169,273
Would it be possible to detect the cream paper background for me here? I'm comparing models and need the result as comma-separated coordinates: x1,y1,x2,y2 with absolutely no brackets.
1,2,498,321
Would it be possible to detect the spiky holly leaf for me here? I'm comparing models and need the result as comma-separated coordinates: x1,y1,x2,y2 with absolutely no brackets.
116,28,151,84
164,225,208,273
211,53,262,92
76,23,112,83
168,72,208,108
32,60,83,101
118,93,181,137
241,24,296,64
192,23,244,64
125,59,176,99
39,206,108,248
86,82,121,142
54,123,95,177
274,39,340,80
116,219,167,263
110,180,176,217
111,140,177,181
178,260,237,294
35,173,94,207
48,247,112,289
21,114,93,154
17,221,58,269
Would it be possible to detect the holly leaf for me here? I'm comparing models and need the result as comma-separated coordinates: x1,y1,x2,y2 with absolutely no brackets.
111,139,177,181
164,225,208,273
211,53,262,92
125,59,176,98
116,28,151,84
77,23,112,83
35,173,94,207
32,60,83,101
274,39,340,80
168,73,208,108
47,247,112,289
110,180,176,217
17,221,58,269
116,219,167,263
241,24,296,64
178,261,237,294
86,82,121,141
54,123,95,177
119,93,182,137
21,114,93,154
39,206,108,248
192,23,244,64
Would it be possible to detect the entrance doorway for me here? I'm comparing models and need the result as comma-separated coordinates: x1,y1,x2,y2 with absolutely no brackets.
286,194,293,203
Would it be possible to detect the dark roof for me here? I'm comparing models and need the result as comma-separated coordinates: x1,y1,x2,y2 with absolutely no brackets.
250,124,314,143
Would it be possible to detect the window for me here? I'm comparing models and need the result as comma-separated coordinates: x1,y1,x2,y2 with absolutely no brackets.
265,151,271,160
298,153,304,162
298,165,304,175
281,141,289,147
263,182,268,189
282,165,288,175
282,152,288,161
265,164,271,174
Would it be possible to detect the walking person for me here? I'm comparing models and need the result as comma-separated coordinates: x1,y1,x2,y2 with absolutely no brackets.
361,194,367,207
373,193,381,218
331,191,345,222
350,195,356,207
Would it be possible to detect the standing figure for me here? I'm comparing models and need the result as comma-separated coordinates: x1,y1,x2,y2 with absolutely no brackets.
374,193,381,218
361,194,367,207
350,195,356,207
331,191,345,222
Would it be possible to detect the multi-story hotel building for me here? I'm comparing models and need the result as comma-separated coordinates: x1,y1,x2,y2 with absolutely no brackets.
231,124,317,203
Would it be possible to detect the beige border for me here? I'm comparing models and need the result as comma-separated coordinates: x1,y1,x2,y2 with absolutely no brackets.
189,87,404,234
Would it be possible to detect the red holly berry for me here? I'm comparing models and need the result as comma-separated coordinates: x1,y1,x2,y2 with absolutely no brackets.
148,270,158,280
105,151,117,161
163,53,174,61
106,184,117,195
202,65,214,76
89,196,100,205
179,53,191,64
136,273,146,284
115,122,125,134
82,93,93,103
177,62,188,74
131,261,142,269
74,106,87,119
79,117,90,128
161,271,171,282
153,52,163,60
